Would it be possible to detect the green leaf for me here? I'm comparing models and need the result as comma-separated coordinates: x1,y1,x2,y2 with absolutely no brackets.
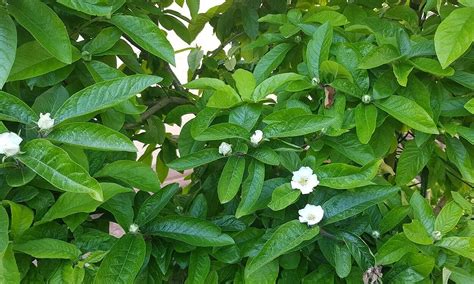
186,249,211,284
409,58,455,77
379,206,410,234
17,139,103,201
445,136,474,183
403,220,433,245
341,232,375,270
434,7,474,68
40,183,130,223
232,69,256,101
229,104,261,132
110,15,175,65
2,201,33,241
358,45,400,69
463,98,474,114
396,141,434,185
83,27,122,55
268,183,300,211
14,238,81,260
435,201,464,235
304,10,348,26
48,122,136,152
324,134,376,165
0,10,16,88
392,62,414,87
32,85,69,115
435,237,474,260
0,207,8,254
375,233,418,265
0,91,38,124
302,264,334,283
236,160,265,218
372,71,399,99
5,166,36,187
206,86,242,109
0,245,21,283
354,104,377,144
218,156,245,204
248,146,280,166
94,160,160,192
409,191,435,234
144,216,234,247
94,233,146,284
54,75,162,123
316,160,381,189
8,41,71,82
253,43,293,83
245,260,279,284
322,185,399,225
194,123,250,141
168,148,223,171
319,238,351,278
375,96,439,134
263,115,334,138
252,73,305,101
134,183,180,226
8,0,73,64
57,0,115,17
307,22,333,79
246,220,320,274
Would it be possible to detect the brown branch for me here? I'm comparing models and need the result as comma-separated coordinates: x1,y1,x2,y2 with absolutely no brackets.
124,97,189,129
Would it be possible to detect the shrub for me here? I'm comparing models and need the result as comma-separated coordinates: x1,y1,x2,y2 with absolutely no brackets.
0,0,473,283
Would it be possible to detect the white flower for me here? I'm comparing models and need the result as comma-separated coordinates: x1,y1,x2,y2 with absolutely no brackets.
129,223,139,234
298,204,324,226
250,130,263,146
37,113,55,130
218,142,232,156
291,166,319,194
0,132,22,157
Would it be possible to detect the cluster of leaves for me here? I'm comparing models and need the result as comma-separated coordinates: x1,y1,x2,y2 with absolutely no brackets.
0,0,473,283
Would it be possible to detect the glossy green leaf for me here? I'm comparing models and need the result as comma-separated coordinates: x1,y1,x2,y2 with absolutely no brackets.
168,148,223,171
17,139,103,201
40,183,130,223
379,206,410,234
434,201,464,235
218,156,245,204
54,75,161,123
306,22,332,79
253,43,293,83
83,27,122,55
410,191,435,234
263,115,334,138
268,183,300,211
375,96,439,134
410,58,455,77
94,160,160,192
0,207,8,254
194,123,250,141
434,7,474,68
305,10,348,26
8,0,73,64
236,160,265,218
229,104,261,131
316,160,381,189
145,216,234,247
2,201,33,241
322,185,399,225
325,133,376,165
445,136,474,183
0,10,16,88
0,245,21,283
0,91,38,124
436,237,474,260
232,69,256,101
319,238,351,278
57,0,117,17
375,233,418,265
252,73,305,101
134,183,180,226
358,45,400,69
110,15,175,65
246,220,320,274
14,238,81,260
464,98,474,114
403,220,433,245
396,141,433,185
354,104,377,144
94,233,146,284
186,249,210,284
341,232,374,270
48,122,136,152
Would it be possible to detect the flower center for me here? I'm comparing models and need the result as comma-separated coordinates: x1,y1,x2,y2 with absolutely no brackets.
307,213,316,220
299,177,309,186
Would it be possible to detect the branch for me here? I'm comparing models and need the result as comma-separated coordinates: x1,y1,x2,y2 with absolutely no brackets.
124,96,189,129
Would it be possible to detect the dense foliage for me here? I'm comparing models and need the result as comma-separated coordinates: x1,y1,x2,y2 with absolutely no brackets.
0,0,473,283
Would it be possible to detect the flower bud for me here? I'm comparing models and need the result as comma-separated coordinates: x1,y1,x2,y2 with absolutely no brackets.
250,130,263,146
129,223,139,234
311,77,320,86
218,142,232,156
432,230,442,241
81,50,92,61
371,230,380,239
361,95,372,104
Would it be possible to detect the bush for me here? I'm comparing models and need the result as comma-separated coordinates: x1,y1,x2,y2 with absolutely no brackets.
0,0,473,283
